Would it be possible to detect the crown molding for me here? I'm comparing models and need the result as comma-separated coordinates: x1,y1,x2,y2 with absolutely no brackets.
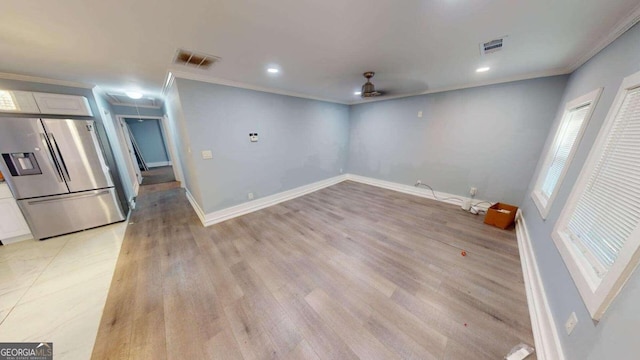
167,68,350,105
168,68,571,106
564,3,640,73
164,6,640,108
0,72,94,89
161,71,175,97
6,6,640,105
349,68,570,105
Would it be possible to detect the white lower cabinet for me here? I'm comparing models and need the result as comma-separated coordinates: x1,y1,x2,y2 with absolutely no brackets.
0,185,31,242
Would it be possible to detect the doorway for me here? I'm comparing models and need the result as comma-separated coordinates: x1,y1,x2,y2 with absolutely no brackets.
119,116,177,186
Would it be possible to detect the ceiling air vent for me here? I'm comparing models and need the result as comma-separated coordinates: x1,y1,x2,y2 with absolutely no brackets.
173,49,221,70
480,37,506,55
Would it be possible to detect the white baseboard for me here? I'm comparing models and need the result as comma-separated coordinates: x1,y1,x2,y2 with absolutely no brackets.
189,175,348,227
146,161,172,168
186,173,494,227
515,212,565,360
345,174,492,210
185,188,207,226
133,181,140,196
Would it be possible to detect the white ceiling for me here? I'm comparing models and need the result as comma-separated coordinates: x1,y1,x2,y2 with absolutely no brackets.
1,0,639,104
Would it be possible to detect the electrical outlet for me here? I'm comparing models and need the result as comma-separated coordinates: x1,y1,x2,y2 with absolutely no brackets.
418,111,423,118
416,180,422,185
470,187,477,196
247,192,254,200
339,168,343,174
565,312,578,335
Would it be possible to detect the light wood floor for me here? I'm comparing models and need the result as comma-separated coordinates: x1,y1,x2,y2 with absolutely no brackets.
141,166,176,185
92,181,535,359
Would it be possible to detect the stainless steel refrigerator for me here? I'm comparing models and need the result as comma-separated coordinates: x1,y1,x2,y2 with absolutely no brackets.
0,117,125,240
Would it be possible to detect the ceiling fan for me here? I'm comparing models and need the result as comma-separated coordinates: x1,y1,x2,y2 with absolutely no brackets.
360,72,384,98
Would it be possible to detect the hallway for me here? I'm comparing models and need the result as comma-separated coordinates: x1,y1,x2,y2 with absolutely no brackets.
141,166,176,185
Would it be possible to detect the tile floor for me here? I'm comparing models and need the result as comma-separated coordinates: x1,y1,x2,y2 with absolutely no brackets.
0,222,126,359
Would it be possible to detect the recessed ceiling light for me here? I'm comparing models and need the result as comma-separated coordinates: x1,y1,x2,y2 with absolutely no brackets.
354,91,362,96
267,68,279,74
476,67,490,73
126,91,143,99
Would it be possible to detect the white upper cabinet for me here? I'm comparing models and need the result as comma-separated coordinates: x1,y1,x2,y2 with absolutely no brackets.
32,92,93,116
1,89,93,116
0,90,40,113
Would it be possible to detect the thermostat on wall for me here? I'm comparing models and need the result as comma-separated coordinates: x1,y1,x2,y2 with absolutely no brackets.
249,133,258,142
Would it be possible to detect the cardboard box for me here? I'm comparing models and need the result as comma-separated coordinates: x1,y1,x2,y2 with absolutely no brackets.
484,203,518,229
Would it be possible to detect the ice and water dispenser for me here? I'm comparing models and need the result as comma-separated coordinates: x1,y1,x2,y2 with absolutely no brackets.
1,153,43,176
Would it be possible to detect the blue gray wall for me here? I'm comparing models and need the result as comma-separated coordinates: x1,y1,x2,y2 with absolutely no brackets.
125,118,169,165
348,76,568,205
521,23,640,360
173,78,350,213
165,82,201,205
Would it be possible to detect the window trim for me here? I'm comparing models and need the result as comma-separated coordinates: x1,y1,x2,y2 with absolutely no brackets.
531,88,602,219
552,70,640,320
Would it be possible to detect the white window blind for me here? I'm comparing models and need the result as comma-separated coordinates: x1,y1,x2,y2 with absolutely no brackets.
531,88,601,219
564,86,640,277
540,105,590,199
553,71,640,320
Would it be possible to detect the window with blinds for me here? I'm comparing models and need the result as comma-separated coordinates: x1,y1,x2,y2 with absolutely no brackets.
553,70,640,320
531,89,601,219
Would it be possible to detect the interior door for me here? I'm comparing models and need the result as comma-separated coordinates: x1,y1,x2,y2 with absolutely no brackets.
41,119,114,192
119,118,143,185
0,117,69,199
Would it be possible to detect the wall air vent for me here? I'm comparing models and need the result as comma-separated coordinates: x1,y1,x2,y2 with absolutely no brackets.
480,37,507,55
173,49,221,70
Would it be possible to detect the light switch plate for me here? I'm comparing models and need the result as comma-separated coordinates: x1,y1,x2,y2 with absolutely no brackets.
201,150,213,159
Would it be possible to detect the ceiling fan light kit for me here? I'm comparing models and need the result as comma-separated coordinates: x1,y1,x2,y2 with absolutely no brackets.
361,72,383,98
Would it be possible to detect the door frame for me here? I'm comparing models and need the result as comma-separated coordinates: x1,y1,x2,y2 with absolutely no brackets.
114,116,142,194
116,115,182,186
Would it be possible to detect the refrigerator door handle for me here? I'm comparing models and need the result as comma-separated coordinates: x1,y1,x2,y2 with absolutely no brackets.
47,133,71,182
40,132,65,183
25,189,111,204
